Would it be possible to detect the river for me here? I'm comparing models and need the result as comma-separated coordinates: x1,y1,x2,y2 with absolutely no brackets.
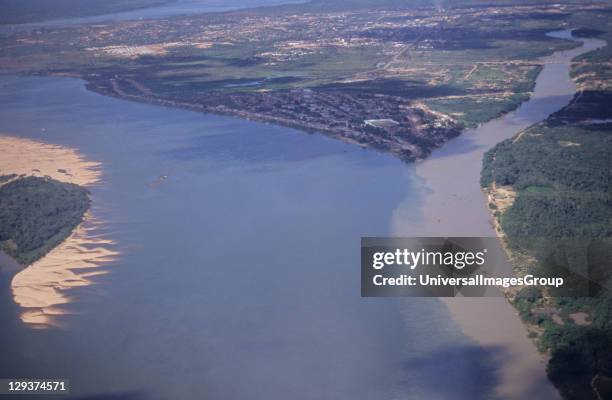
392,31,606,399
0,31,603,400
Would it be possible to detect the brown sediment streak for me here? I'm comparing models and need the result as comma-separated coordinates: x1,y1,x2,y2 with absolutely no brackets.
0,134,119,329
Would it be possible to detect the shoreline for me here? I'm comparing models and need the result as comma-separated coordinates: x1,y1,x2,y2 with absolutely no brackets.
480,28,609,377
0,134,119,328
452,34,607,399
79,77,463,162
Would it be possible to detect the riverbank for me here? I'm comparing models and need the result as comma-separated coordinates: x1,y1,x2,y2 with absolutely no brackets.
0,135,119,328
465,32,608,399
389,31,606,399
81,77,462,162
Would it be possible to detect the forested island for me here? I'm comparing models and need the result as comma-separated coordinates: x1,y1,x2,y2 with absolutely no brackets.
0,175,90,266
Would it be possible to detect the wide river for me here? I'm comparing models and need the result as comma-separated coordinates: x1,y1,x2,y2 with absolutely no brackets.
0,0,306,36
0,31,603,400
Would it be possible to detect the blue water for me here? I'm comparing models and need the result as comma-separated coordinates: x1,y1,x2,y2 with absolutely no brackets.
0,75,496,399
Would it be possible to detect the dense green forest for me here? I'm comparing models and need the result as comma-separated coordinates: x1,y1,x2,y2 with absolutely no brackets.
0,176,90,265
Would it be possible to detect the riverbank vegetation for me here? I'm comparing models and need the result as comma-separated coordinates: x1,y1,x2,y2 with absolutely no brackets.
481,23,612,399
0,176,90,265
483,120,612,400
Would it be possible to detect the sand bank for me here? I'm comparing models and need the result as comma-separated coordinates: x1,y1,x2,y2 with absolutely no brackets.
0,134,101,185
0,134,119,328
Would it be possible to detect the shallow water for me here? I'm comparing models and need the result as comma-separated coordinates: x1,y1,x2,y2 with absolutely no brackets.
0,30,603,400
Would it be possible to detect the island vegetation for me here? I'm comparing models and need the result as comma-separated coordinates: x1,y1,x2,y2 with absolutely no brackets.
0,175,90,265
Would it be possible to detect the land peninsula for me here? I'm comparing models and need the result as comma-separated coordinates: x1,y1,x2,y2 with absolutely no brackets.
4,1,607,160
